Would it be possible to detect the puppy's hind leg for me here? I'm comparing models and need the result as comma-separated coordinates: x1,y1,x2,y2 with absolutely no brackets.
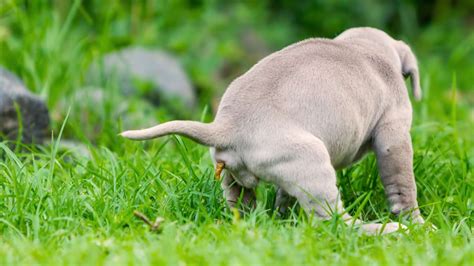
211,147,256,212
274,187,297,217
266,133,404,234
221,171,256,212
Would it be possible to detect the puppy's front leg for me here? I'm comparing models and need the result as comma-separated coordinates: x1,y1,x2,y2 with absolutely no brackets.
373,124,424,223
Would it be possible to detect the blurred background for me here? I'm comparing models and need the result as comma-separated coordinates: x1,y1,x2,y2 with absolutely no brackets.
0,0,473,148
0,3,473,259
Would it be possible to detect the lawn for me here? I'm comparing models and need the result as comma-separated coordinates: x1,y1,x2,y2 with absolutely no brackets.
0,1,473,265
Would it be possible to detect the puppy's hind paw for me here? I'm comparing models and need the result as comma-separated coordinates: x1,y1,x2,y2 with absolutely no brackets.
357,222,408,235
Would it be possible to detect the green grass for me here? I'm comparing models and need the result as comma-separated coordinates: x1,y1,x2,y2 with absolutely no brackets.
0,1,473,265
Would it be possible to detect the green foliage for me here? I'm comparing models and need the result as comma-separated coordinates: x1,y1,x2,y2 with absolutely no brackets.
0,1,473,265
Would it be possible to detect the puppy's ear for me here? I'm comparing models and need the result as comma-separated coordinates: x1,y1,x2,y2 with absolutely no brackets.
394,41,422,101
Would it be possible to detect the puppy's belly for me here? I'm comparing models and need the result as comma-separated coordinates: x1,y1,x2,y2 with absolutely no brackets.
311,124,373,169
332,140,372,169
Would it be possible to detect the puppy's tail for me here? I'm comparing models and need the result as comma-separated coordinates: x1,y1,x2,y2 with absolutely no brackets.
120,121,228,147
395,40,422,101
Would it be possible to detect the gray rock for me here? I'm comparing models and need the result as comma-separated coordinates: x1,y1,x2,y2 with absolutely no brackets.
90,47,196,106
0,67,49,143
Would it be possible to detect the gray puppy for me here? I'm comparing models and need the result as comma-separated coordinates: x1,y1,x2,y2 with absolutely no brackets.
121,27,425,234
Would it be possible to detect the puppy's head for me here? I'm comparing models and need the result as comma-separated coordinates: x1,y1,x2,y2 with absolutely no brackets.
337,27,422,101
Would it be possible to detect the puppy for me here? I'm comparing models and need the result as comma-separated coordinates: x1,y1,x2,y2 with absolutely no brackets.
121,27,425,234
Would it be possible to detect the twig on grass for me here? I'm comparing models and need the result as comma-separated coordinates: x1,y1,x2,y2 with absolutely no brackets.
133,210,164,233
